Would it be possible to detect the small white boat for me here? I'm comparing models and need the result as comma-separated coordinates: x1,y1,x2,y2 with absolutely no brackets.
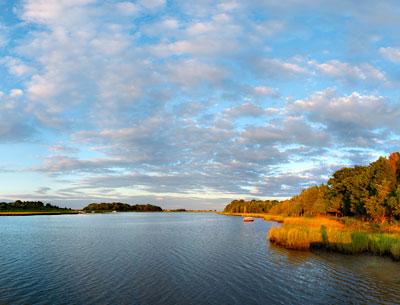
242,206,254,222
243,216,254,222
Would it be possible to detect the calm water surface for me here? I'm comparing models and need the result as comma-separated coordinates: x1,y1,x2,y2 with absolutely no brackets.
1,213,400,305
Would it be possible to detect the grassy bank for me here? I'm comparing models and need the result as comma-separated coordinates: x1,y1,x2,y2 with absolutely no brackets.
218,212,267,218
268,217,400,260
218,212,286,222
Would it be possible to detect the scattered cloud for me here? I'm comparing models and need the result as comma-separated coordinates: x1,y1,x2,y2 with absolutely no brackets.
36,186,51,194
292,89,400,146
311,60,387,84
0,0,399,208
115,1,139,16
379,47,400,63
253,58,309,79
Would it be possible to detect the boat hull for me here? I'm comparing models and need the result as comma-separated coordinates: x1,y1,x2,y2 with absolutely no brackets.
243,217,255,222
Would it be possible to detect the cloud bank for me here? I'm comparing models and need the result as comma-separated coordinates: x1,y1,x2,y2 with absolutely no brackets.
0,0,399,208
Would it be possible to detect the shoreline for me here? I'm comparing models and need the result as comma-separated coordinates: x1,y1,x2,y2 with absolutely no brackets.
0,210,217,216
218,212,285,222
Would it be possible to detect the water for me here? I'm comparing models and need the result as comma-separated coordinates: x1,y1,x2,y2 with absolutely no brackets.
1,213,400,305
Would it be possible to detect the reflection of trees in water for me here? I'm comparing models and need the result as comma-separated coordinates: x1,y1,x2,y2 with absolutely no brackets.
267,240,400,304
267,243,313,266
321,253,400,303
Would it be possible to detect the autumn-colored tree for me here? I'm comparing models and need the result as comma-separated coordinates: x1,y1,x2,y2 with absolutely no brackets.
225,152,400,223
386,185,400,221
223,199,279,213
389,152,400,179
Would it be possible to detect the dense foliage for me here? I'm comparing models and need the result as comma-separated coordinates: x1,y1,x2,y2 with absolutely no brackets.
268,185,329,217
0,200,71,212
268,153,400,222
223,199,280,213
83,202,162,212
227,153,400,223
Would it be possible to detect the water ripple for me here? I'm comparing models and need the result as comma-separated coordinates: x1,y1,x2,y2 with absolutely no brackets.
0,214,399,305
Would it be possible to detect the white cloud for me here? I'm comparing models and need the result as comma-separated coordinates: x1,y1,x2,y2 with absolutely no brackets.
312,60,386,83
21,0,95,25
115,2,139,16
379,47,400,63
292,89,400,145
223,102,266,118
138,0,165,10
0,35,7,48
49,144,79,154
187,22,213,36
240,116,329,147
218,1,240,12
162,18,179,29
9,89,24,98
256,58,309,78
34,155,130,174
167,59,226,87
36,187,51,194
1,57,33,76
27,74,58,100
151,13,241,58
252,20,285,37
253,86,277,96
293,89,395,128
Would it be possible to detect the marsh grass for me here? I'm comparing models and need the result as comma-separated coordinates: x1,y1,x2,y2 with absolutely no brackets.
268,222,400,260
263,214,285,223
220,212,400,260
269,226,322,250
283,217,344,229
218,212,268,218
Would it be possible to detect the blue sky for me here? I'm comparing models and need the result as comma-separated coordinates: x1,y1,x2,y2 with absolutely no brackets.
1,0,400,209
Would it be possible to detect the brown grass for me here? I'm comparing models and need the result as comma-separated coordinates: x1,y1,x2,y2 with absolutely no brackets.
282,217,344,229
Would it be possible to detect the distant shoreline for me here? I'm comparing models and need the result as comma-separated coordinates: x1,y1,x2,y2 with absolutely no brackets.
0,210,218,216
0,211,79,216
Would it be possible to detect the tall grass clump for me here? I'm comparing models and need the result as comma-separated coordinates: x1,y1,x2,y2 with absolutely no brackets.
268,223,400,260
390,241,400,260
268,226,322,250
368,234,397,256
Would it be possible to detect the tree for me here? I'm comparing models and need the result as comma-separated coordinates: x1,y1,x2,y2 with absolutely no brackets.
327,166,370,216
386,186,400,221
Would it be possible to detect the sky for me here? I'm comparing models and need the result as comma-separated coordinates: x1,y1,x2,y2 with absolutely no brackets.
1,0,400,209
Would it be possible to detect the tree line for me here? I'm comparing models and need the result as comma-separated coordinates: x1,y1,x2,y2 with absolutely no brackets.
0,200,71,211
83,202,163,212
223,199,280,213
225,152,400,223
